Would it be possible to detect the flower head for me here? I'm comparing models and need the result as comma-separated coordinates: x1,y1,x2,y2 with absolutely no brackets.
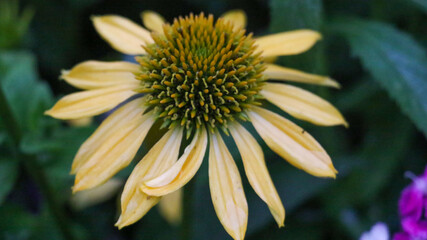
136,13,264,134
46,10,346,240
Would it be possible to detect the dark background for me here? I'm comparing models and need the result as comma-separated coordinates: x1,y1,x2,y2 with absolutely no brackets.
1,0,426,239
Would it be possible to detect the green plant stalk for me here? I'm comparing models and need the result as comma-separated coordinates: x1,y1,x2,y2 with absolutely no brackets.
180,178,195,240
0,86,75,240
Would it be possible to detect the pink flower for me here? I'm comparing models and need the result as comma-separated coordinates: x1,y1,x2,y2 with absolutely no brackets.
393,232,410,240
401,217,427,239
399,186,424,219
395,167,427,240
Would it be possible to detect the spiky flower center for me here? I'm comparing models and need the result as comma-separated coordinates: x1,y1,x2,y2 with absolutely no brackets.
136,13,265,133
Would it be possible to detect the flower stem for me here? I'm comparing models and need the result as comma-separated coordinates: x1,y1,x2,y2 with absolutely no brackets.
0,86,75,240
180,178,196,240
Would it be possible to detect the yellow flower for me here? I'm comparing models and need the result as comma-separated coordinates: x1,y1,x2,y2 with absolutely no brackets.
46,10,346,240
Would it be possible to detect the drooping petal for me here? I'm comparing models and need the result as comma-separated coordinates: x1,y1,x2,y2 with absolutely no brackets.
220,10,247,29
61,61,140,90
140,128,207,196
72,111,156,192
209,130,248,240
67,117,93,127
229,123,285,227
116,127,183,228
45,83,138,120
141,10,165,33
261,83,347,127
70,98,147,174
248,106,337,178
158,189,182,225
256,30,321,57
92,15,153,55
70,178,123,210
265,63,340,88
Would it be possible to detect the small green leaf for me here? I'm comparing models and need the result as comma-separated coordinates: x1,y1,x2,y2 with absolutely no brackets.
20,133,62,154
0,159,19,205
330,18,427,137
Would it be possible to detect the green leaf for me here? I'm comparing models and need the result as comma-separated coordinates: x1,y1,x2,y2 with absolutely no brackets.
0,51,54,133
330,18,427,137
0,159,19,205
269,0,324,73
409,0,427,13
270,0,322,30
0,0,33,49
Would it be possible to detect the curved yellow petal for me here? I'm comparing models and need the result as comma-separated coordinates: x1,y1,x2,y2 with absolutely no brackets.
256,30,321,57
248,106,337,178
140,128,207,196
265,64,340,88
116,195,159,230
261,83,347,126
158,189,182,225
72,111,156,192
220,10,247,29
229,123,285,227
70,98,147,174
92,15,153,55
141,10,165,33
61,61,140,90
45,83,138,120
209,130,248,240
116,127,183,228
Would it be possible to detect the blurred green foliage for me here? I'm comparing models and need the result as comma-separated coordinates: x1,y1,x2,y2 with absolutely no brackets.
0,0,426,239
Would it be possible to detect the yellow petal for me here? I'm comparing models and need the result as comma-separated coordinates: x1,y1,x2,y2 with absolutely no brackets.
158,189,182,225
70,98,147,174
92,15,153,55
72,111,156,192
141,10,165,33
116,127,183,228
45,83,138,120
209,130,248,240
67,117,93,127
140,128,207,196
229,123,285,227
265,64,340,88
256,30,321,57
261,83,347,126
220,10,247,29
61,61,140,90
116,196,159,229
70,178,123,210
248,106,337,178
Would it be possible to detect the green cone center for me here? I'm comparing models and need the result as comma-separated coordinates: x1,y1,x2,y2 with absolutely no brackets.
136,13,265,133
